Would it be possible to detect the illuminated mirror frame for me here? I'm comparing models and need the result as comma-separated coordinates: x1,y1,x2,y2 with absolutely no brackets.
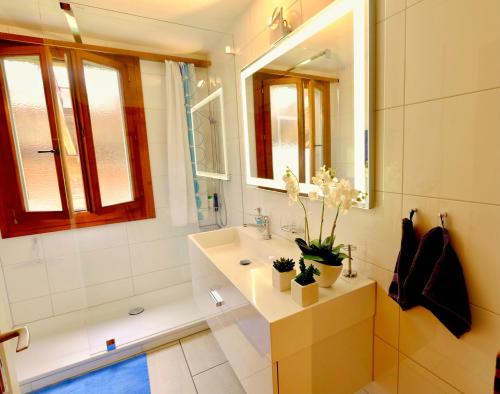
191,87,230,181
240,0,374,208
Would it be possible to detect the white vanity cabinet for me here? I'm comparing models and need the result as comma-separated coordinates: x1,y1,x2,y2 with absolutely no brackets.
188,227,376,394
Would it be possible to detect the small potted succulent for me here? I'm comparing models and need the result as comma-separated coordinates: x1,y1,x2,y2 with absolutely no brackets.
272,257,296,291
291,258,320,307
283,166,360,287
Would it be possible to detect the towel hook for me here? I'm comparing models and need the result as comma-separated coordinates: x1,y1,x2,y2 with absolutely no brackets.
439,212,448,228
409,208,417,221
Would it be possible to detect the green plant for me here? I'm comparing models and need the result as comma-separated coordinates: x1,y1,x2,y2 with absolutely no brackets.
295,236,348,266
294,258,320,286
273,257,295,273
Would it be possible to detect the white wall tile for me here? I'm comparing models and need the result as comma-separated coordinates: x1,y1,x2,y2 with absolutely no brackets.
85,278,134,307
364,337,398,394
41,230,78,259
376,12,405,109
145,108,167,144
3,261,50,303
80,246,131,286
11,296,53,325
148,143,169,177
142,72,165,110
374,284,400,348
406,0,500,103
46,254,85,293
402,195,500,315
0,236,42,266
375,107,404,193
152,175,169,209
400,305,500,393
51,288,87,315
403,88,500,205
140,59,163,76
376,0,405,22
130,236,189,276
398,354,460,394
133,265,191,295
75,223,128,253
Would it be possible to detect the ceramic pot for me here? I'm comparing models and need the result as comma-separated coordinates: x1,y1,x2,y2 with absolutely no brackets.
308,259,343,288
272,268,296,291
291,279,319,307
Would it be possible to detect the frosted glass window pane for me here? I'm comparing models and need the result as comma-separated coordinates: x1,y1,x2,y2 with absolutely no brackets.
2,56,63,212
53,60,87,212
270,84,298,180
83,61,133,207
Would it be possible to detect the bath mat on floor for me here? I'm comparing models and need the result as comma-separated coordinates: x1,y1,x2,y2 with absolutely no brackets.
33,354,150,394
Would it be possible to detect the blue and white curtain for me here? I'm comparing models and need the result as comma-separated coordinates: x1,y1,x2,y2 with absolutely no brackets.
179,63,204,222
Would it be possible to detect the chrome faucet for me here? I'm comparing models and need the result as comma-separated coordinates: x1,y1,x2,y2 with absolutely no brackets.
244,208,271,240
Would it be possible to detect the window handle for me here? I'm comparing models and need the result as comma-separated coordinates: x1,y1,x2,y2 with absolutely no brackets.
37,148,59,154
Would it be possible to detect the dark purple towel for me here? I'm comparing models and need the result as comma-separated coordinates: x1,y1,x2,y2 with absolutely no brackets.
403,226,471,338
495,352,500,394
389,216,419,307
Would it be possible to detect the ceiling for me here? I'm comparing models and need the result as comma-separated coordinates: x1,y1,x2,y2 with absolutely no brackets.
0,0,251,56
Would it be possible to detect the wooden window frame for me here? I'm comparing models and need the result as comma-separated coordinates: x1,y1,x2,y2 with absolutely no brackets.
0,42,155,238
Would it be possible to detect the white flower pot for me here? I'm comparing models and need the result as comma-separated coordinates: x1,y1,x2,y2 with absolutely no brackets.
308,259,343,288
291,280,319,307
272,268,296,291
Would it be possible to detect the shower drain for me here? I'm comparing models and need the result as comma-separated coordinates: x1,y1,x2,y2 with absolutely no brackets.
129,306,145,315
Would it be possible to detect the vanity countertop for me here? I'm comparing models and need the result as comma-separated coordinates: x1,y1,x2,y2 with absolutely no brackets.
188,226,375,324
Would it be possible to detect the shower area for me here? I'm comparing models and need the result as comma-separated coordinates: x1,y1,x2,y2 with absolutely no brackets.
0,1,239,391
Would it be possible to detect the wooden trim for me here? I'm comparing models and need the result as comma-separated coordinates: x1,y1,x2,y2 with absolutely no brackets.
0,45,70,221
0,42,155,238
259,68,339,83
0,32,211,68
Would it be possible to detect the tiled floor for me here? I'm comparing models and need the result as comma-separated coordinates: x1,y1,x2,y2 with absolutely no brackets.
147,329,245,394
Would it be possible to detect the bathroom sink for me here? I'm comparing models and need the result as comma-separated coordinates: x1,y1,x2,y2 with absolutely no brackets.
188,226,376,394
188,226,374,324
190,226,298,267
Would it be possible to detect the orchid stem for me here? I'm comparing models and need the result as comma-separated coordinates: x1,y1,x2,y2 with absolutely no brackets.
298,197,310,244
330,205,340,243
319,197,325,243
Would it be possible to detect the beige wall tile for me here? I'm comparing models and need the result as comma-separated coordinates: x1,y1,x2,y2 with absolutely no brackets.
376,12,405,109
374,285,400,348
403,88,500,205
365,337,399,394
405,0,500,103
398,354,461,394
375,108,404,193
376,0,405,22
399,305,500,393
402,195,500,315
334,192,402,272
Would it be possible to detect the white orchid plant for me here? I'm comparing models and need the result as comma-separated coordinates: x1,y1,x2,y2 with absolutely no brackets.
283,166,360,266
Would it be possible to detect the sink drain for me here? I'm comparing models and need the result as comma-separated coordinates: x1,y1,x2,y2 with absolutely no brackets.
129,307,144,315
240,259,252,266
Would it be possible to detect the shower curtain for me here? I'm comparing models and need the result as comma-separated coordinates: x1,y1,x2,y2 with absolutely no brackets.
164,61,198,226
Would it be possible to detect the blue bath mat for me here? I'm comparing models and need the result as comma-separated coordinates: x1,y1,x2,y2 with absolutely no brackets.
33,354,150,394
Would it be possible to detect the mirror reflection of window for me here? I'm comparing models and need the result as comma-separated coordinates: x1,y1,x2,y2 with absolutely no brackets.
253,71,334,183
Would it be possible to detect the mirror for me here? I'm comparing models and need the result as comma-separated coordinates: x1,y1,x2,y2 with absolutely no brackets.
241,0,373,208
191,88,229,180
